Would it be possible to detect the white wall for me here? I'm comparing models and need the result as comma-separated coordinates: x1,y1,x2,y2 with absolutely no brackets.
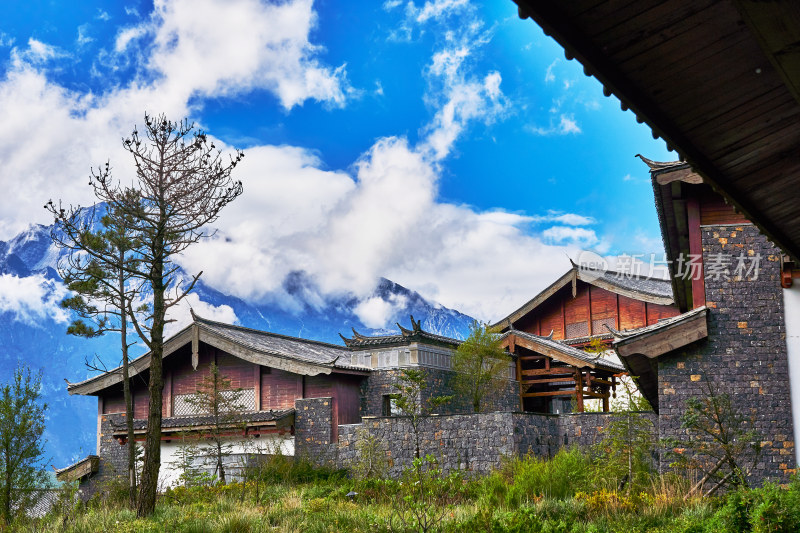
157,434,294,488
782,285,800,466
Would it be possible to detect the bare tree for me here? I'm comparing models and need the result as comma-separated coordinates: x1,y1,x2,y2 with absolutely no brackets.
48,114,243,516
46,199,141,509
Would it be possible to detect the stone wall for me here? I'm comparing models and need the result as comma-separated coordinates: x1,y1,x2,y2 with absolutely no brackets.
658,224,796,481
557,411,658,449
294,397,333,459
81,413,129,500
360,368,518,417
303,410,658,477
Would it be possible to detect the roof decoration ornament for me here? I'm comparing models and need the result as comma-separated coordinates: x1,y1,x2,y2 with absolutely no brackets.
635,154,687,171
191,322,199,370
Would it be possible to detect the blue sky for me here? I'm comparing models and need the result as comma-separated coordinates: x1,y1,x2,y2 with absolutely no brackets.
0,0,672,323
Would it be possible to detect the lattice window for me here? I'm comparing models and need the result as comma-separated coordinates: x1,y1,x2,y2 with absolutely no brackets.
565,321,589,339
172,389,256,417
592,317,616,335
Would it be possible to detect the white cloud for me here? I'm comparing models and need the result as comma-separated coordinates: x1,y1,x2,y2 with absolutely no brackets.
414,0,469,23
0,0,353,240
0,274,70,325
542,226,599,247
531,211,595,226
0,0,615,327
17,39,69,65
96,9,111,21
558,114,580,134
354,293,408,329
77,24,94,46
528,113,581,136
544,59,558,83
142,0,352,110
165,293,238,336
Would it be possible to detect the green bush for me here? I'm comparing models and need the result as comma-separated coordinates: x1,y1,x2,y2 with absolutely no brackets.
502,447,595,504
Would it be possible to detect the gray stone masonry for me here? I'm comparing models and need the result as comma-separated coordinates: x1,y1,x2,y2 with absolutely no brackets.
298,410,658,477
361,368,518,417
658,224,796,482
81,413,128,500
294,397,334,461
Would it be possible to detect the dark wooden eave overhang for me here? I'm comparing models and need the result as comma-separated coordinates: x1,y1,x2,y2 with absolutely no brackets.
648,156,706,313
490,265,674,331
66,315,370,396
513,0,800,262
500,329,625,374
611,306,709,413
54,455,99,482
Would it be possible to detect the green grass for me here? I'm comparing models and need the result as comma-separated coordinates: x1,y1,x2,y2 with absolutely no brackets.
9,452,800,533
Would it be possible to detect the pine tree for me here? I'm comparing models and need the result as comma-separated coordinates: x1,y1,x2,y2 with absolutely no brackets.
450,322,510,413
0,365,49,525
47,114,243,516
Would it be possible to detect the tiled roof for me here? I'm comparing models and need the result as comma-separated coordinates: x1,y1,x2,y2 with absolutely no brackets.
591,268,673,300
195,317,353,367
502,329,625,373
611,306,708,340
54,455,98,475
67,315,370,396
340,315,462,349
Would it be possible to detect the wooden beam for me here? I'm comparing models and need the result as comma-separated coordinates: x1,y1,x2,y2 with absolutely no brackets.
575,370,584,412
687,195,706,309
522,391,577,398
521,377,576,384
522,368,576,376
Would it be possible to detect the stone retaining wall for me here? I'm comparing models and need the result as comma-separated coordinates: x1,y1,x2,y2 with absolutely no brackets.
296,410,658,477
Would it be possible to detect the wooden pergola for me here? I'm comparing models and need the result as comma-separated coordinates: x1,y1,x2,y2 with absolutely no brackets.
500,330,625,413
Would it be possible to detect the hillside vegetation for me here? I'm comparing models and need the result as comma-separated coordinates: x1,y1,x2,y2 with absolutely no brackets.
9,449,800,533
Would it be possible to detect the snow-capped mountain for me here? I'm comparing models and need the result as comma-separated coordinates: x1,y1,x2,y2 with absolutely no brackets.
0,213,475,467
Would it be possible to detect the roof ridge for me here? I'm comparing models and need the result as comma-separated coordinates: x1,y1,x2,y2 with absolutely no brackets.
194,315,350,351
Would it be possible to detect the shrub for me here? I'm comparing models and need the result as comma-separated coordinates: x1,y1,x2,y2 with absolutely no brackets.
502,447,594,504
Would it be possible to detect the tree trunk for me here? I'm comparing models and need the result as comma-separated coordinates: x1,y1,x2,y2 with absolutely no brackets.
3,467,11,525
217,439,226,485
136,254,165,517
119,252,137,510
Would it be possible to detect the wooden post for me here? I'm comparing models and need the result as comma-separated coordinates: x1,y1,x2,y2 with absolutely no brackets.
164,371,172,418
588,285,593,335
575,370,584,412
254,365,261,411
561,300,566,340
687,195,706,309
511,338,524,412
602,387,610,412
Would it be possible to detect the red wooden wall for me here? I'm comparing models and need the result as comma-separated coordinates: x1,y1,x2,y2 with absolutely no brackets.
101,341,366,426
698,187,748,226
516,282,680,341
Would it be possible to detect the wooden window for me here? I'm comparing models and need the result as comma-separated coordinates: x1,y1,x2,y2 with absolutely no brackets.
565,321,589,339
382,394,400,416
